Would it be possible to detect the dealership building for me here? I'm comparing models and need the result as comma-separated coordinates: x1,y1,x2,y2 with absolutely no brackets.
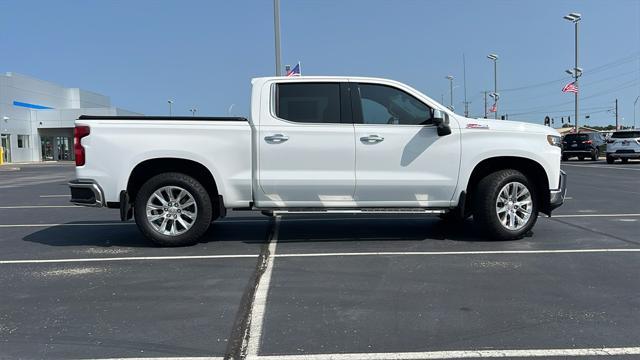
0,72,139,163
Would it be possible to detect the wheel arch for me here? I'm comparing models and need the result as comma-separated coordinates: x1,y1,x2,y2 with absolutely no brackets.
464,156,551,216
126,158,220,212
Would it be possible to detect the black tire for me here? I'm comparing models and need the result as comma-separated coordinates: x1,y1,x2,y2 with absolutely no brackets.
561,154,569,161
134,172,213,246
621,158,629,164
472,169,538,240
606,156,615,164
591,149,599,161
577,155,585,161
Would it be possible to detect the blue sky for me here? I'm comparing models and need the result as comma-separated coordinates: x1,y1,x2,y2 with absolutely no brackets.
1,0,638,127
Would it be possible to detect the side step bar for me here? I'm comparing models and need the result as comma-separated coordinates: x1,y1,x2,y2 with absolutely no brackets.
262,208,447,216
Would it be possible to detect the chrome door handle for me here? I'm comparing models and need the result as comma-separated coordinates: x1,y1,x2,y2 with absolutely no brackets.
360,135,384,144
264,134,289,143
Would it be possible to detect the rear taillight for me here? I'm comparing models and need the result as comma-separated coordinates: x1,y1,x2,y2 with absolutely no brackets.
582,140,592,144
74,125,90,166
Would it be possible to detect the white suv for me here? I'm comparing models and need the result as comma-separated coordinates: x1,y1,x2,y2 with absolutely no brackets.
606,130,640,163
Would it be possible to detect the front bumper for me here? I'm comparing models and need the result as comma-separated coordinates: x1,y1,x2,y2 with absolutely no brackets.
548,170,567,211
69,179,105,207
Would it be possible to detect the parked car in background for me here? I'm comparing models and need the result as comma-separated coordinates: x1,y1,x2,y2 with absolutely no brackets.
561,133,606,161
606,130,640,164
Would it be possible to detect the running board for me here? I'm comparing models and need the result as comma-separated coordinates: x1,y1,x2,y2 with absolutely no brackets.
263,208,447,216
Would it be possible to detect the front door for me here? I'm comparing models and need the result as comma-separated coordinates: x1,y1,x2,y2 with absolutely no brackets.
351,82,461,207
1,134,11,163
256,81,356,207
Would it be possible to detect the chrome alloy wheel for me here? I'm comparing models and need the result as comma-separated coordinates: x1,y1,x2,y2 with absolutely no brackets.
495,181,533,231
146,186,198,236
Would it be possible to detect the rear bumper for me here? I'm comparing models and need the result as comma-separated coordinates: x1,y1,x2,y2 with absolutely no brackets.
607,152,640,158
548,170,567,211
69,179,105,207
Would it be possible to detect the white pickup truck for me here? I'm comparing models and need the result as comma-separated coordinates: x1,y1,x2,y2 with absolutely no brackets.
69,76,566,246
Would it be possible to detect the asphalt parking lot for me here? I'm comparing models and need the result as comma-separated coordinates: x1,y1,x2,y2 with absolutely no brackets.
1,161,639,360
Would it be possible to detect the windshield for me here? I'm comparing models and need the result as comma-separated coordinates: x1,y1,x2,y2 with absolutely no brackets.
611,131,640,139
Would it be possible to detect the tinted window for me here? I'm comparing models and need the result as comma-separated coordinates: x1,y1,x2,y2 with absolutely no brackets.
357,83,432,125
276,83,341,123
612,131,640,139
564,134,589,141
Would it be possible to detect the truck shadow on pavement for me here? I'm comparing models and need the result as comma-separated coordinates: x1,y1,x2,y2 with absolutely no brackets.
22,217,516,248
275,217,509,244
21,220,271,248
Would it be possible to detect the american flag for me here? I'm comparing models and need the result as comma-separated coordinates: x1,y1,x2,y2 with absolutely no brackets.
287,63,301,77
489,103,497,113
562,81,578,93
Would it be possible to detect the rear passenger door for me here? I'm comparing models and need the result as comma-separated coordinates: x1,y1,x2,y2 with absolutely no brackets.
255,81,356,207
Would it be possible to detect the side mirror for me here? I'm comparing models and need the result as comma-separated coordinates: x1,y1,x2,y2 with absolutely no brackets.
432,109,452,136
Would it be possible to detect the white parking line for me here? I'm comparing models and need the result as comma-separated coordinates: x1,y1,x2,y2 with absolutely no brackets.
245,216,281,358
274,248,640,258
563,163,640,171
249,347,640,359
83,357,222,360
552,213,640,218
0,205,77,209
39,194,70,198
0,254,258,265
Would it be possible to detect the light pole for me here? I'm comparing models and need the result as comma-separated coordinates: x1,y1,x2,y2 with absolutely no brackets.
634,96,639,129
445,75,454,110
564,12,582,132
189,108,198,117
487,54,499,119
167,100,174,117
274,0,282,76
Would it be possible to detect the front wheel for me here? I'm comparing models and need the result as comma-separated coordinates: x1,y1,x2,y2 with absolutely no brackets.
473,169,538,240
134,172,213,246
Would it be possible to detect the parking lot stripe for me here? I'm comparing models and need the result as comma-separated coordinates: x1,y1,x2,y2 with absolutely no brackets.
552,213,640,218
274,248,640,258
244,216,281,358
249,347,640,359
39,194,70,197
0,254,259,265
0,205,78,209
83,357,223,360
563,163,640,171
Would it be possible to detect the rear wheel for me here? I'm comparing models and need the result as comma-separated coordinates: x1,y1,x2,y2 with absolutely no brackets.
591,149,599,161
134,172,213,246
562,154,569,161
473,169,538,240
578,155,585,161
621,158,629,164
606,156,615,164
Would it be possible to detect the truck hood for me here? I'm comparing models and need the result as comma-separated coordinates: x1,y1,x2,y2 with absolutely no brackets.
457,117,560,136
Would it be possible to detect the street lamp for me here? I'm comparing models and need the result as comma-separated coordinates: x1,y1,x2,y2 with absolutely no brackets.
564,12,582,132
274,0,282,76
634,96,639,129
445,75,454,110
487,53,499,119
167,100,174,117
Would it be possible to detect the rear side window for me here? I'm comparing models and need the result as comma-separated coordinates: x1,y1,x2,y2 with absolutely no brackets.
275,83,341,123
611,131,640,139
